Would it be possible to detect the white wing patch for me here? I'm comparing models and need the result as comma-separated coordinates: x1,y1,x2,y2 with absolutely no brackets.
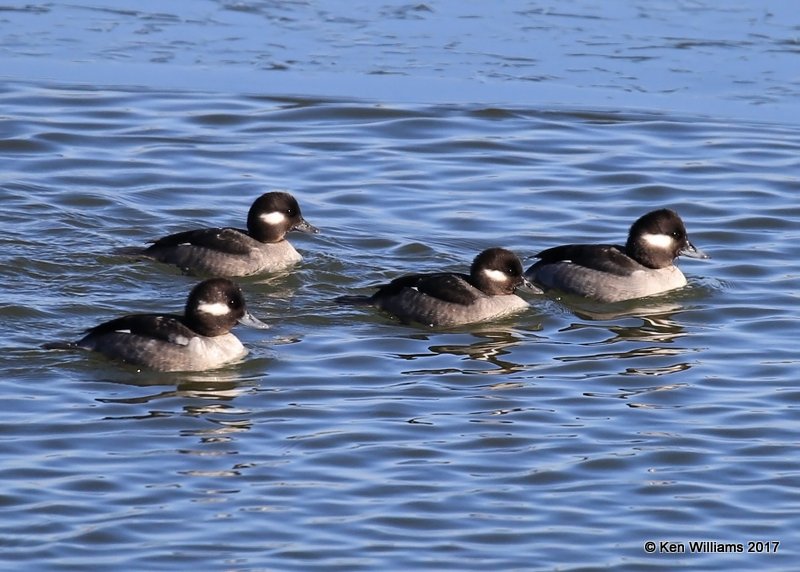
260,211,287,225
172,334,190,346
197,301,231,316
114,329,132,334
482,268,508,282
642,233,674,249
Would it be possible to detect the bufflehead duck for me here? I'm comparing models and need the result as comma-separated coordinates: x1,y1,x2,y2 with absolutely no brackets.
337,247,538,327
120,191,319,276
43,278,269,372
525,208,709,303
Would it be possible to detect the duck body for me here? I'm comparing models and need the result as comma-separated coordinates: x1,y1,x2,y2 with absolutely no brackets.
123,191,318,277
142,227,303,276
45,278,268,372
526,209,708,303
339,247,536,327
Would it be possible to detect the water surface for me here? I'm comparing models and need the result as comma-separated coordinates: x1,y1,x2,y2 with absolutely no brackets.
1,1,799,570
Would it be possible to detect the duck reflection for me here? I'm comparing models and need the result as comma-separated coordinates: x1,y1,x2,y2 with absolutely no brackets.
558,320,692,372
584,381,689,407
397,327,534,376
96,371,258,496
550,284,698,341
96,368,258,427
549,292,702,380
553,290,685,322
559,311,686,347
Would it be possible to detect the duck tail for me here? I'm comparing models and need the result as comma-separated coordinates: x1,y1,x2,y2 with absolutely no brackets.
41,341,78,351
112,246,147,257
335,295,373,306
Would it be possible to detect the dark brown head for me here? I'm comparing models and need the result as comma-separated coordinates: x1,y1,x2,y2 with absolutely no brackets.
246,191,319,243
469,247,534,296
184,278,268,336
625,208,708,268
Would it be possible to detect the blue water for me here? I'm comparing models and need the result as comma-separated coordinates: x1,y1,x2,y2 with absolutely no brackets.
1,2,799,570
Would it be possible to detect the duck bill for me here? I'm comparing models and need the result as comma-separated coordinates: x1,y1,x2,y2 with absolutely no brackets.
238,311,270,330
292,217,320,234
680,240,710,260
520,277,544,294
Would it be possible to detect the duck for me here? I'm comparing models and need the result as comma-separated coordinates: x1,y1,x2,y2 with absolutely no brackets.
43,278,269,372
525,208,709,303
119,191,318,276
337,247,538,327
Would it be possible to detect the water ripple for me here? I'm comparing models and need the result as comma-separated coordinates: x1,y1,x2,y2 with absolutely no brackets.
0,76,799,570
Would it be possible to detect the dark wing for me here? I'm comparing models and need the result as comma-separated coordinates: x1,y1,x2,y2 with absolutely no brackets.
147,228,252,256
535,244,640,277
375,272,479,306
82,314,195,346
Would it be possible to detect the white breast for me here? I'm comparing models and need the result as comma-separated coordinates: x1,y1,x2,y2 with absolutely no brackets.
186,334,248,369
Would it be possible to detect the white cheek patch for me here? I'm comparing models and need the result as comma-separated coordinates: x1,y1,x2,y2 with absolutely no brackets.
197,301,231,316
642,233,674,249
483,268,508,282
260,211,287,225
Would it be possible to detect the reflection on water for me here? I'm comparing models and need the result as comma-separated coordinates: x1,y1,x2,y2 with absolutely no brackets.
570,301,685,322
397,328,531,376
608,313,688,343
559,345,689,363
550,307,699,393
96,371,257,423
584,382,689,406
560,310,687,347
622,362,692,377
548,290,689,322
